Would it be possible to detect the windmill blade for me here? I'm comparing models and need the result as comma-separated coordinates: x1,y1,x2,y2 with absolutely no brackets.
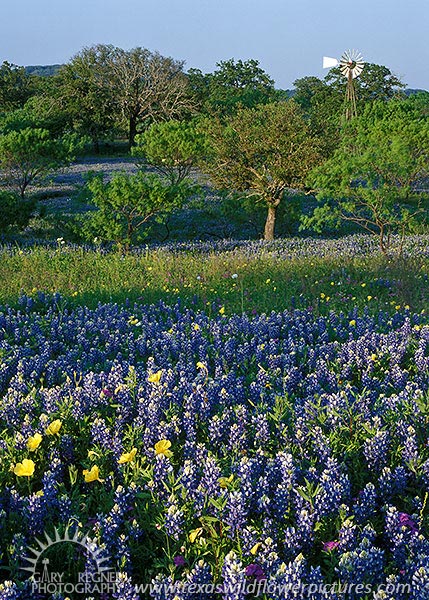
323,56,339,69
351,64,364,78
339,49,365,78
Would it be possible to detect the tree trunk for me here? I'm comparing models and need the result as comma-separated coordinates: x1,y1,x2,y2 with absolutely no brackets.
129,116,137,149
264,205,277,240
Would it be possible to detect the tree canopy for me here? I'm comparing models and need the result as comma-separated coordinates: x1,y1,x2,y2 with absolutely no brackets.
302,96,429,253
204,100,321,240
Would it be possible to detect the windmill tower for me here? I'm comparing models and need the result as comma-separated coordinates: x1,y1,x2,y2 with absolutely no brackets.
323,50,364,120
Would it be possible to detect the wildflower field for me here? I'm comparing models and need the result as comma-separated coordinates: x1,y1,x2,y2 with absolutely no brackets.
2,235,429,599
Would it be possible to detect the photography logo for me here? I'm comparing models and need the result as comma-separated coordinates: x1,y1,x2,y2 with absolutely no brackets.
20,526,118,596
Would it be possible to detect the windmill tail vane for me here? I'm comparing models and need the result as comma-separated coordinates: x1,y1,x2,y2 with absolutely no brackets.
322,49,365,120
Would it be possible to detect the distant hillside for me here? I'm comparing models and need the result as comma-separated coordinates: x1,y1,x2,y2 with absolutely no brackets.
405,88,428,96
25,64,62,77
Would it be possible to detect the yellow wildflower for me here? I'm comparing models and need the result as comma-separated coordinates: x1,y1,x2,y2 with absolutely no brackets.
46,420,62,436
250,542,261,555
14,459,35,477
148,370,163,384
349,320,356,326
154,439,173,458
83,465,104,483
118,448,137,464
27,433,42,451
219,474,234,488
189,528,203,543
219,306,225,315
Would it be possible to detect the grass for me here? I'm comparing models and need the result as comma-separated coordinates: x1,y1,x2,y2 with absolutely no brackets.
0,243,427,315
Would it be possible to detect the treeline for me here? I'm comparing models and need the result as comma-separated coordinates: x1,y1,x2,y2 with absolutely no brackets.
0,45,428,250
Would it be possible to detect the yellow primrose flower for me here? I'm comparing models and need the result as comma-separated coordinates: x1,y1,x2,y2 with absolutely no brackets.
118,448,137,464
193,324,200,331
189,528,203,543
250,542,261,556
83,465,104,483
219,306,225,315
361,283,366,287
27,433,42,451
367,296,372,301
46,420,62,436
219,474,234,488
154,439,173,457
349,320,356,326
14,459,35,477
196,362,206,370
370,354,377,361
148,370,163,384
395,305,401,310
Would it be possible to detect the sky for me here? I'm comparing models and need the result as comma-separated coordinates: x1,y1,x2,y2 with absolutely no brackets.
1,0,428,90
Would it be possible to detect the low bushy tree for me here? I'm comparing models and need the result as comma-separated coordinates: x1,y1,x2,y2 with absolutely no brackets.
0,127,83,197
132,119,209,185
0,191,35,232
79,171,197,248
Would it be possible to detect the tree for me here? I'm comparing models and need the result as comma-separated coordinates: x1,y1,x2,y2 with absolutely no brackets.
0,191,35,232
203,101,321,240
56,45,119,152
110,47,194,147
79,171,197,248
0,128,82,197
131,119,209,185
0,62,35,113
302,97,429,253
293,63,405,156
188,58,275,117
324,62,405,104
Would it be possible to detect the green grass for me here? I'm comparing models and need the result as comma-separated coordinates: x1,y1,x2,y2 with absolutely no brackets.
0,245,427,315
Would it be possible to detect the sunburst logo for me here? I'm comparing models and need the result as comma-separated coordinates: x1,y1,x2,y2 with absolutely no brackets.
21,526,116,596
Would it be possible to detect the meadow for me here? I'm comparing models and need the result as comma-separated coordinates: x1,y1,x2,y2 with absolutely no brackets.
1,234,429,599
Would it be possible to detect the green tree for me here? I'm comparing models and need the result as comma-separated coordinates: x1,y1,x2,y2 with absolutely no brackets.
0,128,82,197
56,45,119,152
0,191,35,232
80,171,197,248
0,62,35,113
293,63,405,156
188,59,275,117
204,101,321,240
131,119,209,184
325,62,405,103
302,97,429,253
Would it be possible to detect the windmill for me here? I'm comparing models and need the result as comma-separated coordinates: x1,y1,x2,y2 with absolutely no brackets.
323,50,364,120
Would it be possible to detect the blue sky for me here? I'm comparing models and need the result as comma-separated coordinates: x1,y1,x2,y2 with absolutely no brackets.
2,0,428,89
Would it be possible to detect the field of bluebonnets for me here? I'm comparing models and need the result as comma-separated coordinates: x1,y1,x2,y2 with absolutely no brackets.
1,235,429,599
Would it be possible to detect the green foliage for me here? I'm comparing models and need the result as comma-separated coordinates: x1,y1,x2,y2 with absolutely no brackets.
0,191,35,232
0,127,83,197
0,61,35,113
293,63,406,157
188,58,275,117
56,45,119,152
132,119,210,184
203,101,321,239
302,98,429,252
78,171,198,248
